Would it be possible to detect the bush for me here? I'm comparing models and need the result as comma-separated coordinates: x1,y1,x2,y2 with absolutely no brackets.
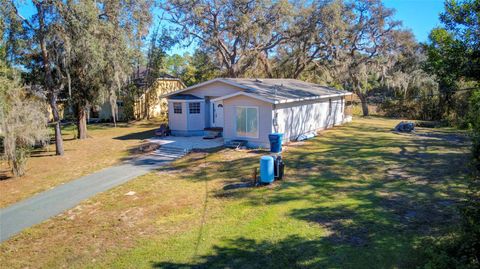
469,90,480,162
420,89,480,268
379,95,444,121
0,77,49,177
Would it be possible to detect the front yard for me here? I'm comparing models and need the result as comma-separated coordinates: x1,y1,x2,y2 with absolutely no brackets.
0,117,471,268
0,120,161,208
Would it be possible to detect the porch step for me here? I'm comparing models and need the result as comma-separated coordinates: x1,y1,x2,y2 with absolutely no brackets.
151,146,190,159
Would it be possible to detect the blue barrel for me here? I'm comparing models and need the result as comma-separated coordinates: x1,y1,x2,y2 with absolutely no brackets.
268,133,284,153
260,156,274,183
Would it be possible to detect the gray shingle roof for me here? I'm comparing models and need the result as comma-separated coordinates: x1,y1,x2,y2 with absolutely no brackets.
221,78,349,102
165,78,351,103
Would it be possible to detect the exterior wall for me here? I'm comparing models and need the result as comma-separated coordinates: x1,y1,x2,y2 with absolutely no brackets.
186,81,243,98
97,102,126,121
186,101,205,131
167,81,244,136
47,102,66,122
168,101,187,131
168,100,205,136
223,95,273,148
273,96,345,142
93,79,185,121
133,79,185,119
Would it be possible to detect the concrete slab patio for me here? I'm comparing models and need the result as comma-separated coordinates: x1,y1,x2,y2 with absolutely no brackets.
147,136,224,150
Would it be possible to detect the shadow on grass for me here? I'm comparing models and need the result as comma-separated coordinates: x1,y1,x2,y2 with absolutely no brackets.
151,232,417,269
150,121,469,268
151,236,330,269
113,129,156,141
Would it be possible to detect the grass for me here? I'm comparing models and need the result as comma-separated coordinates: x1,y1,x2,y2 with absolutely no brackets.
0,117,471,268
0,119,162,208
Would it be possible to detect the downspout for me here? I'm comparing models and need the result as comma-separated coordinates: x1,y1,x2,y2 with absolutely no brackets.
273,103,278,133
273,85,279,133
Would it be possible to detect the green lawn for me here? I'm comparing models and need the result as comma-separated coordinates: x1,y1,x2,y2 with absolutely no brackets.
0,117,470,268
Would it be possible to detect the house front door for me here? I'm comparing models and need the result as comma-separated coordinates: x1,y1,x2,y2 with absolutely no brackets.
212,101,224,128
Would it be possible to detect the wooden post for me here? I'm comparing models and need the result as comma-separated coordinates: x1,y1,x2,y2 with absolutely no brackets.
253,167,258,185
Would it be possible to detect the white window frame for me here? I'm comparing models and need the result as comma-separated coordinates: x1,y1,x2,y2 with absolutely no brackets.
173,102,182,114
235,106,259,139
189,102,201,114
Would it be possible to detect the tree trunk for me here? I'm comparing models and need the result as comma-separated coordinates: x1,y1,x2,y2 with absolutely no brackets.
77,106,88,139
110,100,117,127
357,92,369,116
145,88,150,119
110,90,117,127
49,93,64,155
36,2,64,155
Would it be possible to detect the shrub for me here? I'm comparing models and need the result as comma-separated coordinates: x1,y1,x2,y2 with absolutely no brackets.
0,76,49,177
468,90,480,162
420,89,480,268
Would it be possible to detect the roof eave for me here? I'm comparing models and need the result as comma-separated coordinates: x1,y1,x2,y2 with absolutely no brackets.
211,91,275,104
161,78,251,98
273,92,353,104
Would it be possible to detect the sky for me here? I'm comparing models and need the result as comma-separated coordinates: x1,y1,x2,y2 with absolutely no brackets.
383,0,445,42
167,0,447,55
15,0,446,55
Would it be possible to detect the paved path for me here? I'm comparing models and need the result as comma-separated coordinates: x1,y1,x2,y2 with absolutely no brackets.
0,153,176,242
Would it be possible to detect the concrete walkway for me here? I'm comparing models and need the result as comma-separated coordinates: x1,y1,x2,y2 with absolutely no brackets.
0,154,174,243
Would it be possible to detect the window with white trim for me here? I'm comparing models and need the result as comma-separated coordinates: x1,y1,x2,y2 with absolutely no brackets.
236,106,258,138
189,102,200,114
173,102,182,114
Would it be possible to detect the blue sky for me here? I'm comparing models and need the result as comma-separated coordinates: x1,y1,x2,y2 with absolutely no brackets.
383,0,445,42
168,0,446,55
16,0,446,55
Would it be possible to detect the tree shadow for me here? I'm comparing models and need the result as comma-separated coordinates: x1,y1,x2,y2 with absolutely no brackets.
151,236,329,269
113,129,156,140
0,171,10,180
150,231,416,269
149,120,469,268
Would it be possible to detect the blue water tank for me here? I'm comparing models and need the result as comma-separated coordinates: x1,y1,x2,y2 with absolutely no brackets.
260,156,274,183
268,133,284,153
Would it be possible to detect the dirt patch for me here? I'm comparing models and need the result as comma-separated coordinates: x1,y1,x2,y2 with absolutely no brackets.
379,193,460,234
128,142,160,155
417,132,469,144
321,219,372,247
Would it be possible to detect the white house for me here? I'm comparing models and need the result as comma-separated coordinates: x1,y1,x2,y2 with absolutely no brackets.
164,78,352,147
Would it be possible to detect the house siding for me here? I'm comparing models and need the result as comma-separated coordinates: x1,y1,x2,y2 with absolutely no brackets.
132,79,185,119
223,95,273,148
168,102,187,131
80,79,185,122
168,81,244,134
186,101,205,132
186,81,243,98
273,96,344,142
168,100,206,136
166,79,349,146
